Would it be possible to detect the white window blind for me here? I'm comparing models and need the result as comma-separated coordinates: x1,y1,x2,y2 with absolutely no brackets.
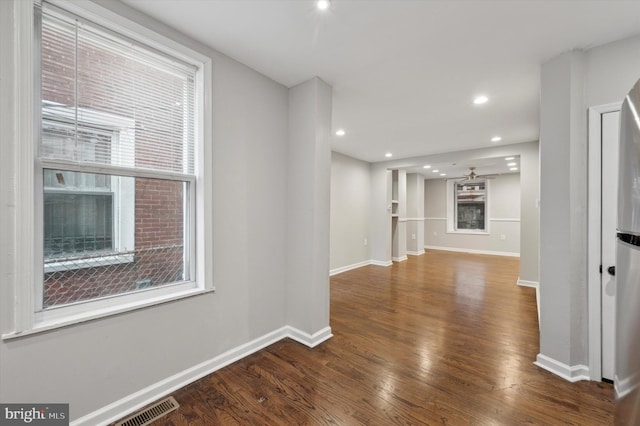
40,4,196,175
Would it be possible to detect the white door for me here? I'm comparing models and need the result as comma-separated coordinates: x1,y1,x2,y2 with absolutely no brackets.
602,110,619,381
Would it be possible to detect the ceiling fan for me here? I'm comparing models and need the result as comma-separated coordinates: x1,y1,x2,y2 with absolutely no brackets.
457,167,497,184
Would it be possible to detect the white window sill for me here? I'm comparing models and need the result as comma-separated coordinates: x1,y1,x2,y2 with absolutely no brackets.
2,284,215,340
446,230,490,235
44,253,134,273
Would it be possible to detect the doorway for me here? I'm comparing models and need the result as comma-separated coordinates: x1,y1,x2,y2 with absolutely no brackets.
588,102,622,382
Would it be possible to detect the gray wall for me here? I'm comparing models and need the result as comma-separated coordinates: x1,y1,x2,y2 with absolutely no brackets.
538,33,640,374
519,142,540,284
370,166,393,263
424,173,521,256
330,152,371,271
286,77,332,335
406,173,425,255
0,0,330,421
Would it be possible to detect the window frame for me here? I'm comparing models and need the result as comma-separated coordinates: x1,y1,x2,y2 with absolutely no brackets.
446,179,490,235
3,0,213,338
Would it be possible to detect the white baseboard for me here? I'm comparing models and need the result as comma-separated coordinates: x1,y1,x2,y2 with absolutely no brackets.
534,353,590,382
517,278,539,289
370,259,393,267
425,245,520,258
330,260,371,276
330,259,394,276
286,325,333,348
71,325,332,426
392,255,408,262
614,372,639,400
407,249,425,256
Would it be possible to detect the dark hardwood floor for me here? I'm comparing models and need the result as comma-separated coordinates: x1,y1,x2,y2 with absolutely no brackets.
135,250,615,425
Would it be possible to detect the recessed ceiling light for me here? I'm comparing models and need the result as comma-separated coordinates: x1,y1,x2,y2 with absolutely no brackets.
507,162,517,167
505,157,515,161
440,173,446,176
432,169,439,173
335,129,345,136
491,136,502,142
423,165,431,169
317,0,330,11
385,152,392,158
510,167,518,171
473,95,489,105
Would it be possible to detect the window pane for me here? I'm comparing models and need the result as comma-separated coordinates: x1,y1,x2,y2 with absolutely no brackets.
43,173,189,309
41,5,196,175
455,181,486,231
44,191,114,257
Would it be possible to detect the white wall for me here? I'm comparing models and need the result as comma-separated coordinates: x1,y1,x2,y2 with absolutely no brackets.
406,173,425,255
393,170,408,261
369,167,392,264
537,33,640,380
330,152,371,272
519,142,540,284
0,1,330,423
424,173,521,256
286,77,332,336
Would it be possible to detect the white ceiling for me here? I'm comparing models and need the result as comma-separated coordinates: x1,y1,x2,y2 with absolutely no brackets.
122,0,640,165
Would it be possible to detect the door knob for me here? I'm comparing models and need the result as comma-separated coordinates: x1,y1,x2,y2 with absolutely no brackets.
607,266,616,276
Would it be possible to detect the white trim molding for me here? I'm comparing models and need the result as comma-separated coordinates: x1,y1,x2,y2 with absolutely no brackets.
286,326,332,348
425,217,446,221
330,260,371,276
425,245,520,258
370,259,393,267
392,255,408,262
615,372,639,400
517,279,539,289
587,101,622,383
330,259,396,276
70,325,332,426
534,353,590,382
407,249,425,256
490,218,521,222
405,217,426,221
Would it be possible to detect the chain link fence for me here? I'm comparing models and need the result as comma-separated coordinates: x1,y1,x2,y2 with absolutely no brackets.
43,244,185,308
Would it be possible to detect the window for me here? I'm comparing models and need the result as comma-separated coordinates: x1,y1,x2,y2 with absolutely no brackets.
446,179,489,233
42,107,136,276
455,181,487,231
3,0,214,333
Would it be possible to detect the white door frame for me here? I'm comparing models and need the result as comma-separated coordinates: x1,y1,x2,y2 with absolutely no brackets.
587,101,622,381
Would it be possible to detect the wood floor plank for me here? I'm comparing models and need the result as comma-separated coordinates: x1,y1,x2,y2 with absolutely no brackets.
117,250,614,425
